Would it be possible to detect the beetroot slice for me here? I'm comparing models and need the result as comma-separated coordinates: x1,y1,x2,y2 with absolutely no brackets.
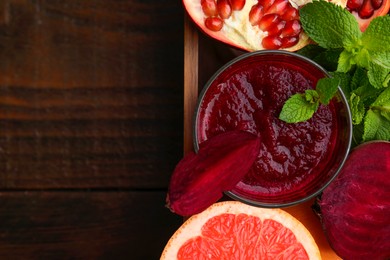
318,141,390,260
166,130,261,216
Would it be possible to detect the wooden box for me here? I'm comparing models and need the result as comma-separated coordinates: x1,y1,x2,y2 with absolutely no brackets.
183,15,340,260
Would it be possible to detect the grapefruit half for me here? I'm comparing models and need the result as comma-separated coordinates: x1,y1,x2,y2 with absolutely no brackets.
161,201,321,259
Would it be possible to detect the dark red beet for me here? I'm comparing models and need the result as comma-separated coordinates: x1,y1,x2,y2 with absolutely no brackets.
318,141,390,260
166,130,261,216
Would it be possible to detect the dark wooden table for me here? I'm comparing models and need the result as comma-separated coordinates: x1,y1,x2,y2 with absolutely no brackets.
0,1,184,258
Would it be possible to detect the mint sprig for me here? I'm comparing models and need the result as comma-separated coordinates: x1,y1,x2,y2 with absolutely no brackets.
364,86,390,141
300,1,390,89
279,78,339,123
281,0,390,144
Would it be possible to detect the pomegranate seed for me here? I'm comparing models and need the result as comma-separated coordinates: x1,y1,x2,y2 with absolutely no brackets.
281,6,299,20
266,0,289,14
258,14,280,31
280,19,301,37
281,36,299,48
359,0,374,18
262,35,282,49
267,20,286,35
205,17,224,31
371,0,383,9
249,4,264,25
347,0,364,10
201,0,218,17
231,0,245,10
217,0,232,19
257,0,276,11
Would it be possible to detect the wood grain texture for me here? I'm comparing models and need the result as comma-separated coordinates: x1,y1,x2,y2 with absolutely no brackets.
0,191,182,259
0,0,184,189
0,0,185,257
183,14,198,154
183,27,246,153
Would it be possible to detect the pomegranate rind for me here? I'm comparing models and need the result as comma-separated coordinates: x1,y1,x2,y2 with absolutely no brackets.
351,0,390,31
160,201,321,259
319,141,390,259
183,0,312,51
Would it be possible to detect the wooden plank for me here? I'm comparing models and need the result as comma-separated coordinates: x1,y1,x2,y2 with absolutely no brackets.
183,14,198,154
0,0,184,189
0,191,182,259
182,21,245,154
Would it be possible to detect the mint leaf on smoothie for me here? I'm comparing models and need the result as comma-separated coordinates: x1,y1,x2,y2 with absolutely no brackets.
279,78,339,123
279,91,319,123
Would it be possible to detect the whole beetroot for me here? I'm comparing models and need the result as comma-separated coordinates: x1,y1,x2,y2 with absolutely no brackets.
318,141,390,260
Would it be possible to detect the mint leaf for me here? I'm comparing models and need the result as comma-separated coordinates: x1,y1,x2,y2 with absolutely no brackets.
316,77,340,104
381,111,390,121
350,93,365,125
350,67,381,105
353,85,381,107
304,89,320,102
297,44,342,71
363,109,390,141
368,61,390,89
366,51,390,89
312,49,343,71
371,85,390,107
363,87,390,141
361,16,390,52
371,51,390,68
337,49,355,72
297,44,327,59
299,1,361,49
352,122,364,146
329,71,352,99
350,67,369,91
353,46,370,69
338,43,370,72
279,92,319,123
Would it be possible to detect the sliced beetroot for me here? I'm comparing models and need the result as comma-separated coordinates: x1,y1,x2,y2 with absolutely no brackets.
318,141,390,260
166,130,261,216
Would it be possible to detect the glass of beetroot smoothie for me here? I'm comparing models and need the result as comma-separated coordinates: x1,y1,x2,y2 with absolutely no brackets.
193,50,352,208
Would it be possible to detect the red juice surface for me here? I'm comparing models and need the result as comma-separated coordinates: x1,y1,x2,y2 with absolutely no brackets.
195,53,339,201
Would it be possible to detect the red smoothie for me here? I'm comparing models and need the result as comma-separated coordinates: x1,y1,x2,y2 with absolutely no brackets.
195,52,350,206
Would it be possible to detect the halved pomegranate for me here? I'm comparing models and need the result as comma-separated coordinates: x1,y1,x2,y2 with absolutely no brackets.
347,0,390,31
184,0,311,51
183,0,389,51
